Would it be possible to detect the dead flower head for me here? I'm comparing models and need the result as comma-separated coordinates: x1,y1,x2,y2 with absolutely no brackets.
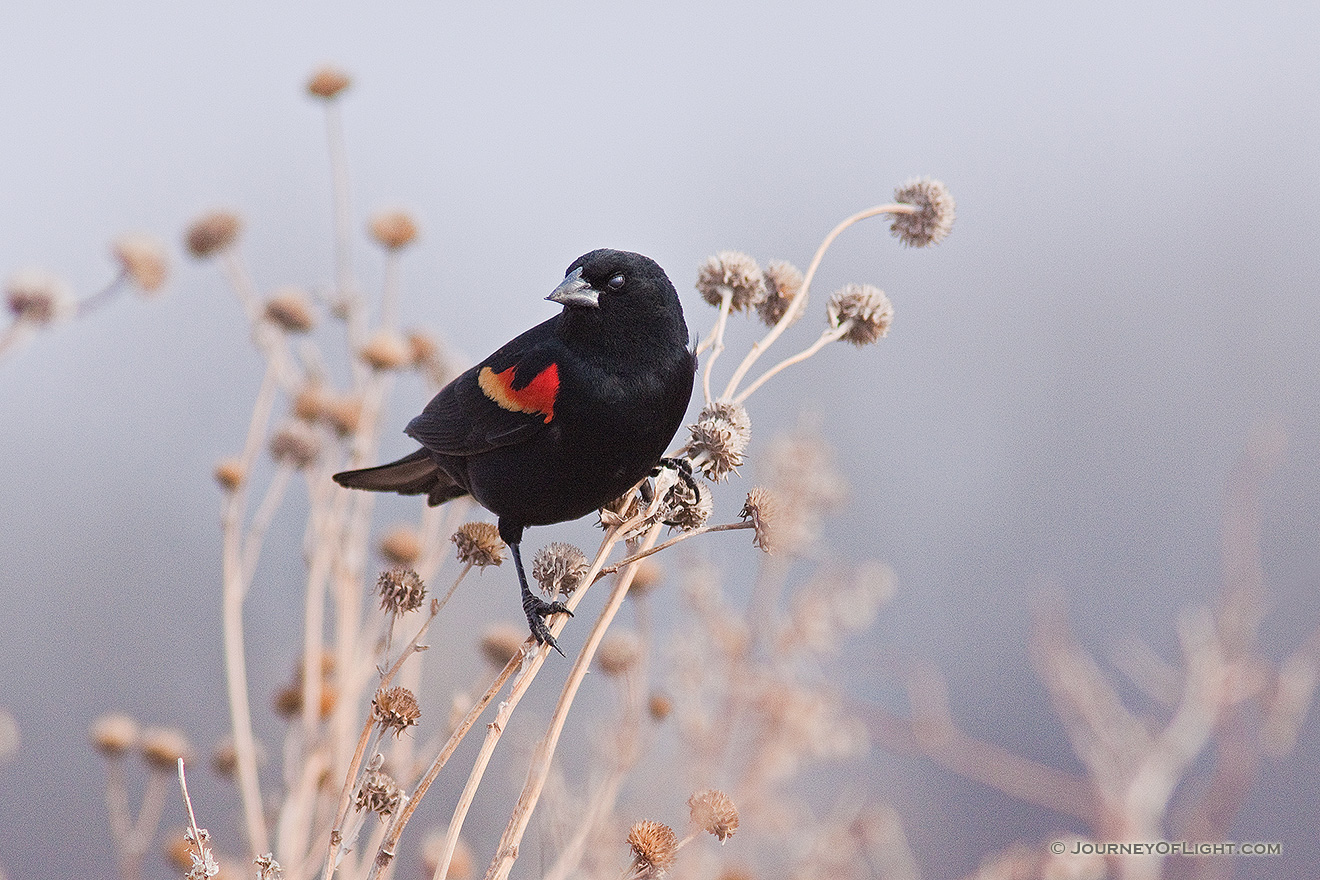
264,287,316,334
253,853,284,880
323,394,363,436
139,726,192,773
479,623,526,667
356,770,402,816
113,235,169,294
648,692,673,721
186,210,241,258
890,177,955,247
378,525,422,566
532,542,589,597
369,210,419,250
306,65,351,99
372,686,421,736
360,330,412,370
660,476,712,532
688,402,751,481
740,487,775,552
452,522,504,567
756,259,805,327
376,567,427,615
627,820,679,876
696,251,766,311
268,420,322,469
422,832,473,879
596,631,642,677
90,713,139,757
688,789,739,842
827,284,893,346
213,458,245,492
5,268,74,325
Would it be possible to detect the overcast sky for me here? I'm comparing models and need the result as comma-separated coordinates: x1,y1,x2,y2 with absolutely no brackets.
1,2,1318,877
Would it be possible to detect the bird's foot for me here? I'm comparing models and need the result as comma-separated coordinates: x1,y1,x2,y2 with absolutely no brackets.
522,591,573,656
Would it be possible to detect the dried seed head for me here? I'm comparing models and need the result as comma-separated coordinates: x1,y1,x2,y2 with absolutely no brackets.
360,330,412,370
185,211,241,258
688,789,739,842
90,713,139,757
323,394,363,436
827,284,893,345
253,853,284,880
421,832,474,879
291,385,329,423
269,421,322,469
407,330,439,365
689,402,752,481
479,623,526,667
648,692,673,721
596,631,642,677
740,487,775,553
891,177,955,247
660,477,712,532
756,260,805,327
627,820,678,874
376,567,427,615
696,251,766,311
372,686,421,736
355,769,402,815
5,268,74,325
139,726,192,772
531,542,589,597
263,287,316,334
452,522,504,567
113,235,168,294
378,526,422,567
165,830,198,871
210,739,237,779
369,210,419,250
213,458,245,492
629,559,663,597
306,65,351,99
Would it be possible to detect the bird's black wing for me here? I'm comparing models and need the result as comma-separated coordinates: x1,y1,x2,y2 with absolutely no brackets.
405,317,563,456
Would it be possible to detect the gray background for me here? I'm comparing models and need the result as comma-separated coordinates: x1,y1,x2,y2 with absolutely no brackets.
1,1,1317,877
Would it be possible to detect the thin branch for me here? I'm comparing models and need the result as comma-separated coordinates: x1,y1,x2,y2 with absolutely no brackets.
733,324,849,405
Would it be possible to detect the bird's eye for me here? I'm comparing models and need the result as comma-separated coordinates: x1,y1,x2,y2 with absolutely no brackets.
607,273,625,290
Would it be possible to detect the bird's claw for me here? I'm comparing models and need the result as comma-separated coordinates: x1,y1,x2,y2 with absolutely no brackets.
656,456,700,498
523,593,572,656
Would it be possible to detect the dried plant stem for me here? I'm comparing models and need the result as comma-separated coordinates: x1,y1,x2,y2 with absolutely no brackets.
177,758,203,842
485,521,665,880
241,462,295,582
597,521,752,578
381,251,401,333
322,565,473,880
105,757,133,841
76,271,127,317
699,288,734,405
721,203,914,401
324,102,358,344
733,323,850,405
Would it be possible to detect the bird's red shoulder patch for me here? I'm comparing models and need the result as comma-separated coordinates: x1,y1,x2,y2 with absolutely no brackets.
477,362,559,423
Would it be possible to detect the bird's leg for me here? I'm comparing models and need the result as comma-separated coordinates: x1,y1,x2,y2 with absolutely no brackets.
510,542,573,656
655,456,700,499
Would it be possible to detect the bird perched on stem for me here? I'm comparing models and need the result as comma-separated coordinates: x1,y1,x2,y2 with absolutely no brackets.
334,249,696,652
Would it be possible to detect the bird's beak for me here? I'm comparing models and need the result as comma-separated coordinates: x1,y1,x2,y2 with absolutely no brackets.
546,267,599,309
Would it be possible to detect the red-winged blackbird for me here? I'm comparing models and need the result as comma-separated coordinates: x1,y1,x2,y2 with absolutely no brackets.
334,249,696,651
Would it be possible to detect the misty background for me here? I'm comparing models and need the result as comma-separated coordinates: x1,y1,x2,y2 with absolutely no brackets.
1,1,1317,877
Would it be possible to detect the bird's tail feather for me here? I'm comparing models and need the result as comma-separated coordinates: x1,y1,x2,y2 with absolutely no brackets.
332,449,467,506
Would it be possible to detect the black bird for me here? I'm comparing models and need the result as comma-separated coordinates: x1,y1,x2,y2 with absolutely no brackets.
334,249,696,651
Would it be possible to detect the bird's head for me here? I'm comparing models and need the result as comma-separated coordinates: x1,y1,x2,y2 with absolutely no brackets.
548,249,688,350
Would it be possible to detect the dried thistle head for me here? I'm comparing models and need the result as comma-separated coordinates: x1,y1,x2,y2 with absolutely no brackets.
696,251,766,311
596,631,642,677
268,421,322,469
378,525,422,567
355,769,402,816
164,830,197,872
659,476,712,532
376,567,426,615
253,853,284,880
90,713,139,757
372,686,421,737
5,268,73,325
740,487,775,552
890,177,955,247
479,623,526,667
213,458,245,492
532,542,589,597
306,65,351,99
629,559,663,597
688,789,739,842
360,330,412,370
263,287,316,334
689,402,752,481
139,726,192,773
323,393,364,436
113,235,168,294
421,832,474,879
756,259,805,327
827,284,893,346
648,692,673,721
452,522,504,567
628,820,678,876
369,210,419,250
186,210,241,258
